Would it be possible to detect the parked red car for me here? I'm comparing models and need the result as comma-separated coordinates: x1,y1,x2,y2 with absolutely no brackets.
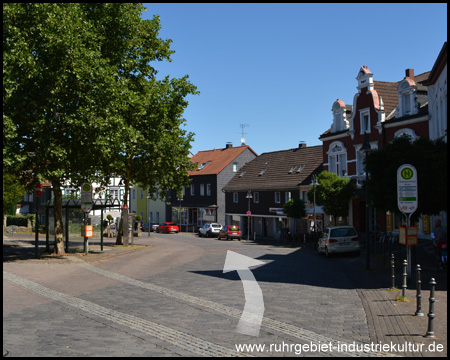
218,225,241,240
156,222,179,234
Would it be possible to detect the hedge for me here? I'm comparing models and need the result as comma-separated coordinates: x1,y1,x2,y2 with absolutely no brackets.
6,215,35,227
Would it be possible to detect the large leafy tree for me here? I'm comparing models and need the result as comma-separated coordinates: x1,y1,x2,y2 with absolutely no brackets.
365,135,447,223
307,171,354,225
3,3,197,253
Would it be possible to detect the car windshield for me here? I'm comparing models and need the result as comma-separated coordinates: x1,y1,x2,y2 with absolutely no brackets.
212,225,221,229
229,226,239,231
330,228,357,237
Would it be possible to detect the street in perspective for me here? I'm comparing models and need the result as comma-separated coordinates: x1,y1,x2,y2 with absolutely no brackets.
3,231,447,357
3,3,447,358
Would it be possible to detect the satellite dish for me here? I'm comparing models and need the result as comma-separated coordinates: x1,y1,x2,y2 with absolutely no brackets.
241,137,246,145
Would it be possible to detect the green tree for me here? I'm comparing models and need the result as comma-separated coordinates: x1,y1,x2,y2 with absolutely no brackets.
3,4,197,253
307,171,354,225
283,198,306,220
366,135,447,223
3,171,25,223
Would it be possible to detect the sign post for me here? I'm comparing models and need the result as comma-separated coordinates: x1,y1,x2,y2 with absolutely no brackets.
81,183,93,254
35,182,43,258
397,164,418,278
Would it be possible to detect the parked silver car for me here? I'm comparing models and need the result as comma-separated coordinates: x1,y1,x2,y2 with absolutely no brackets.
318,226,360,257
198,223,222,238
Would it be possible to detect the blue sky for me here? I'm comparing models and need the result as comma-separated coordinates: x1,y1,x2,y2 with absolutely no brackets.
142,3,447,156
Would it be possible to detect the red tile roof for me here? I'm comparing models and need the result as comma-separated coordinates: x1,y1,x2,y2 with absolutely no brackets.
188,145,257,176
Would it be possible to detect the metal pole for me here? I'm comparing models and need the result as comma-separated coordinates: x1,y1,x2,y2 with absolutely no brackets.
84,212,89,255
414,264,424,316
407,213,412,279
402,259,408,297
45,202,50,253
35,195,39,258
365,168,370,271
100,208,104,252
425,278,436,338
390,253,395,289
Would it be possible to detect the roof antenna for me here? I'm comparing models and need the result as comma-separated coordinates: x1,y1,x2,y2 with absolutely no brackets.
240,124,249,145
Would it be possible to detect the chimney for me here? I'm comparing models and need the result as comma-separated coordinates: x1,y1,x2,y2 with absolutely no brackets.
225,142,233,149
405,69,414,79
298,142,306,149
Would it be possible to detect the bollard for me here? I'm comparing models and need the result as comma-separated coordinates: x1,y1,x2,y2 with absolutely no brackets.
414,264,424,316
402,259,407,297
424,278,436,338
390,253,395,289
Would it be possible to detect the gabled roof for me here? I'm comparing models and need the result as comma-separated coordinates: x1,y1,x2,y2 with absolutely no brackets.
319,70,431,139
223,145,323,191
188,145,257,176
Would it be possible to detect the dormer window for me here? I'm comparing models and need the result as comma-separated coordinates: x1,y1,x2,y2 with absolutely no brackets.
289,166,297,174
296,165,305,173
331,99,349,132
239,170,246,178
197,161,210,170
259,168,266,176
396,78,417,117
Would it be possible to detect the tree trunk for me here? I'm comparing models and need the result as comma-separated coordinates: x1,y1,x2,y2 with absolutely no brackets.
52,181,65,255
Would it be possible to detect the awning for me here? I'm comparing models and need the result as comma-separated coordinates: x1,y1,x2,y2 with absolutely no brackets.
305,206,324,214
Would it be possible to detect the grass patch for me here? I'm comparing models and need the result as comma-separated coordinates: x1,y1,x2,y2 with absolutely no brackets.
395,294,414,302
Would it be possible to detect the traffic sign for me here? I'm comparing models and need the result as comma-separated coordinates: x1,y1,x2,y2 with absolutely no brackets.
35,182,43,197
81,182,93,213
246,211,252,216
397,164,418,215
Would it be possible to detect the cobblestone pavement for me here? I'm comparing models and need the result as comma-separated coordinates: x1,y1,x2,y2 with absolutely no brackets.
3,233,447,357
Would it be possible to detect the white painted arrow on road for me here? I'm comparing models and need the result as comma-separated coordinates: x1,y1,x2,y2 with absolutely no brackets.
223,251,265,337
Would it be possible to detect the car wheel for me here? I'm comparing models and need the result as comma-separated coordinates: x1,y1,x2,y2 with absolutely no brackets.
325,247,331,258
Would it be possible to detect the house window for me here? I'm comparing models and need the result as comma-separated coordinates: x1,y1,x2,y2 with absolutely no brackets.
140,189,143,199
328,142,347,177
233,192,239,203
206,184,211,196
233,162,238,172
360,109,370,134
275,192,281,204
285,192,291,202
253,192,259,204
200,184,205,196
259,168,267,176
301,190,308,204
190,184,195,196
132,189,136,199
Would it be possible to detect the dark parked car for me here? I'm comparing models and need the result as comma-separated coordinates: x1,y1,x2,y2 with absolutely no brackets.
141,223,159,232
156,222,179,234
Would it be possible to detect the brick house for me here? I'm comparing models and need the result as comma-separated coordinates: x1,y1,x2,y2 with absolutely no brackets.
168,143,257,230
319,64,434,234
223,143,323,240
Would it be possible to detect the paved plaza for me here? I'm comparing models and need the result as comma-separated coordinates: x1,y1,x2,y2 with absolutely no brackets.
3,232,447,357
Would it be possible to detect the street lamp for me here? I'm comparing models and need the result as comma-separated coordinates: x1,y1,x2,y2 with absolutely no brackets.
311,174,319,240
360,131,372,271
246,190,252,240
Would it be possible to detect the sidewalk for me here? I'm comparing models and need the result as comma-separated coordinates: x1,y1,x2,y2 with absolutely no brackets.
347,242,447,357
3,233,152,264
